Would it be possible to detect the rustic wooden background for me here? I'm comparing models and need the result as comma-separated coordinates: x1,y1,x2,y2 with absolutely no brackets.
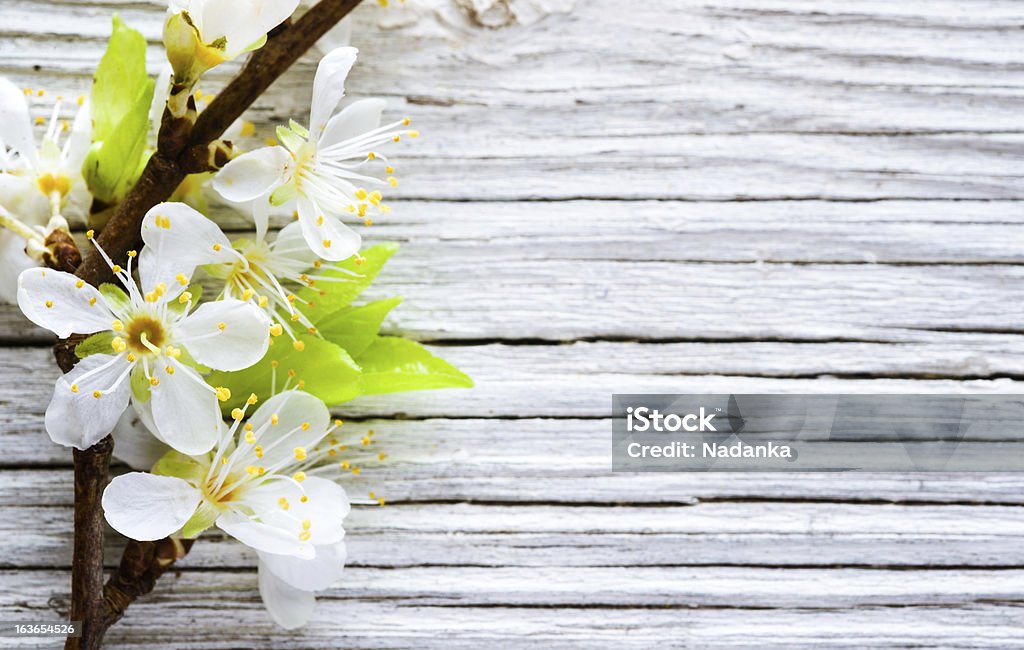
2,0,1024,647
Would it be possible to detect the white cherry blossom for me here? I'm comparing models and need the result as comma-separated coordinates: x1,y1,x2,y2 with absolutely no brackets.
102,390,350,628
16,202,272,452
213,46,418,260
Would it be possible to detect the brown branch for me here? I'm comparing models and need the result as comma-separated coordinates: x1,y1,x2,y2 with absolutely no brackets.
58,2,365,648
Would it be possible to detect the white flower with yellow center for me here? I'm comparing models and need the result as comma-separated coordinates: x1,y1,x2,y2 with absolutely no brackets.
0,78,91,302
102,390,350,629
213,46,418,261
16,203,272,452
164,0,301,85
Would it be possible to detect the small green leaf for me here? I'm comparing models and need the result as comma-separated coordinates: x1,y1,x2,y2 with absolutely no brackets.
300,243,399,322
208,336,362,408
75,331,115,359
99,283,130,315
316,297,402,358
85,15,156,203
356,337,473,396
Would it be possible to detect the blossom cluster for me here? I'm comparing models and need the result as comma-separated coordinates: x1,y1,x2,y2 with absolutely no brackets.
2,0,465,630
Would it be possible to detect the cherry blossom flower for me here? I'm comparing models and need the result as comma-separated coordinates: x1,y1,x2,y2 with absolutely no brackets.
213,46,418,260
103,390,350,628
16,203,272,452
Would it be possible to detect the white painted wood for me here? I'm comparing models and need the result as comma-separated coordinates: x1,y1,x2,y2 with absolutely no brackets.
2,0,1024,646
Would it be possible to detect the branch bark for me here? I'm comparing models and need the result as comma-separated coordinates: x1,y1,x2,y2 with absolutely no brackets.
58,2,364,647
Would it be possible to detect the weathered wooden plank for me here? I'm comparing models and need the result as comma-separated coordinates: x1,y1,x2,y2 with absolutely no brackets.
4,493,1024,570
5,259,1024,342
3,570,1024,649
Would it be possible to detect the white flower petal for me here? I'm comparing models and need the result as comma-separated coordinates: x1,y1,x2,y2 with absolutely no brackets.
309,46,358,139
256,477,348,546
140,202,235,297
0,230,35,304
102,472,202,541
217,510,314,558
17,268,117,338
247,390,331,467
270,220,318,267
319,98,385,149
258,558,316,630
259,539,346,592
111,404,172,471
0,77,38,169
297,197,360,262
213,146,292,204
175,299,270,371
150,64,173,135
46,353,133,449
65,99,92,170
149,361,220,455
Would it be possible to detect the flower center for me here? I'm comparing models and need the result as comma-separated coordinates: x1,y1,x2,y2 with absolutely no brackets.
125,316,166,354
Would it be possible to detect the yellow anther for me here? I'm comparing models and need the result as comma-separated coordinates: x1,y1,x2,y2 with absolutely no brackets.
341,460,350,470
278,497,289,510
301,422,311,431
377,497,386,506
216,386,231,402
45,300,54,309
178,291,192,304
264,137,278,146
286,294,297,304
93,390,102,399
300,495,308,503
385,166,395,174
242,288,255,301
313,260,322,269
86,229,95,239
298,531,311,541
112,320,124,331
247,393,258,405
258,466,266,475
231,408,244,420
301,518,311,530
75,280,84,289
112,265,122,274
287,369,296,378
89,297,97,306
217,322,226,331
221,457,228,465
392,135,400,143
291,313,301,322
297,380,306,389
176,273,188,285
334,419,343,427
254,445,264,459
355,188,367,200
244,422,253,431
292,471,306,483
269,323,283,337
327,449,337,457
387,176,398,187
70,383,79,393
352,466,361,475
357,204,367,217
369,190,382,205
271,414,280,425
367,151,376,160
293,340,305,352
126,353,136,362
145,291,158,302
155,282,167,296
408,130,420,138
77,95,85,106
402,117,411,126
35,116,45,125
166,365,175,375
246,465,259,475
294,447,307,461
362,436,371,446
245,431,256,444
111,337,126,353
212,243,222,252
258,295,269,307
365,219,373,227
316,215,323,226
149,377,160,387
127,250,138,258
307,327,317,335
378,452,387,461
240,121,256,137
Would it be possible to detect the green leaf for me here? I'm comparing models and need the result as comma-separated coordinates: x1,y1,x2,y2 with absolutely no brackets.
208,336,362,408
130,366,151,403
152,450,205,484
75,331,115,359
299,243,399,323
84,15,156,203
356,337,473,396
99,283,130,315
316,297,402,358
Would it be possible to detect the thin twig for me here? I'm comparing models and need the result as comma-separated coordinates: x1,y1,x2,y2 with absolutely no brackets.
57,2,364,647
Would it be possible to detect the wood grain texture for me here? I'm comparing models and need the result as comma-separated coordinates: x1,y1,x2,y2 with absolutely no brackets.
2,0,1024,647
